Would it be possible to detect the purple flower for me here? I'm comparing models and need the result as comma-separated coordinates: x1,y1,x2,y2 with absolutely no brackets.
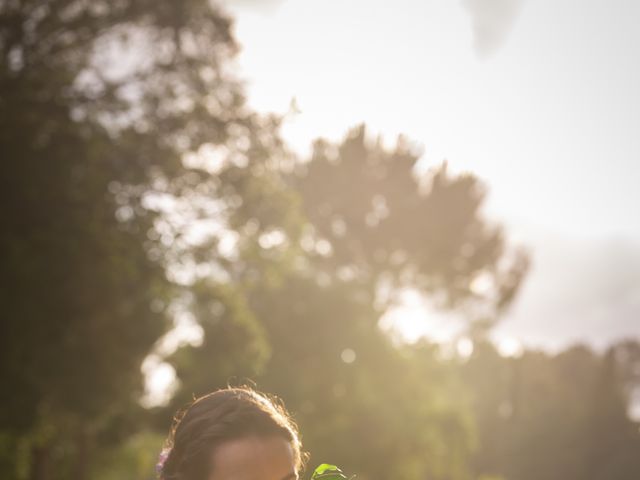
156,448,170,477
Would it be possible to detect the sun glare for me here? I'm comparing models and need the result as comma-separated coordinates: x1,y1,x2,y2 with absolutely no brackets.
494,335,524,358
378,288,464,344
141,356,178,408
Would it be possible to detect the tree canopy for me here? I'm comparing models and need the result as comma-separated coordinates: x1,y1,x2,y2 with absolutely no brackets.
1,2,638,480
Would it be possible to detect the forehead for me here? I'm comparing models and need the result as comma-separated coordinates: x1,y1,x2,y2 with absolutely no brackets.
208,436,297,480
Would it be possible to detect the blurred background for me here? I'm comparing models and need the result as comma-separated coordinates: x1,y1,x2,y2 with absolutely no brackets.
1,0,639,479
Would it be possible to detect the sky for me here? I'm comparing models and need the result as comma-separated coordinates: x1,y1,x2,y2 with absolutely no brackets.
217,0,640,351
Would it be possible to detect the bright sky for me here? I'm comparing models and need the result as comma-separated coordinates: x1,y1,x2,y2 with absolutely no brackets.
219,0,640,351
138,0,640,408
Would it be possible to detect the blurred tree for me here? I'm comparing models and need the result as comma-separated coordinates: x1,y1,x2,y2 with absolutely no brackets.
167,122,532,479
291,126,529,331
166,281,270,406
249,274,475,480
0,2,556,480
168,125,530,479
91,431,164,480
461,341,640,480
613,339,640,407
585,345,640,480
0,1,297,478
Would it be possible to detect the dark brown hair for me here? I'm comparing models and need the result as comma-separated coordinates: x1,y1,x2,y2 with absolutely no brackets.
160,387,304,480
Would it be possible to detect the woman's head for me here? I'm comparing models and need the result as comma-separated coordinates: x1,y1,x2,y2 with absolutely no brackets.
160,387,304,480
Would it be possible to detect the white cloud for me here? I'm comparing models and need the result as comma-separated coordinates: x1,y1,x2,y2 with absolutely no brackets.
462,0,524,57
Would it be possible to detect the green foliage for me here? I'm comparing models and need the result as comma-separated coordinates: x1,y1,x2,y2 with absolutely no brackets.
292,126,529,326
245,275,475,480
462,341,640,480
0,0,281,477
311,464,351,480
3,1,638,480
164,106,532,480
91,431,164,480
167,280,271,407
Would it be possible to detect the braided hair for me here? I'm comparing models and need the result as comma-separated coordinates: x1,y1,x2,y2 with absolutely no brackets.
158,387,304,480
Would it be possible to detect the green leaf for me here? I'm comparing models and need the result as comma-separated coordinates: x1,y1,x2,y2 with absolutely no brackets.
311,464,349,480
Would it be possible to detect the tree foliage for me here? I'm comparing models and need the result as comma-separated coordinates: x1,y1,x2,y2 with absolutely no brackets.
0,1,289,478
292,127,529,328
2,2,638,480
462,341,640,480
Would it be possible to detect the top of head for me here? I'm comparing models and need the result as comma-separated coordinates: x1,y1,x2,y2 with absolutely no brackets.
160,387,304,480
